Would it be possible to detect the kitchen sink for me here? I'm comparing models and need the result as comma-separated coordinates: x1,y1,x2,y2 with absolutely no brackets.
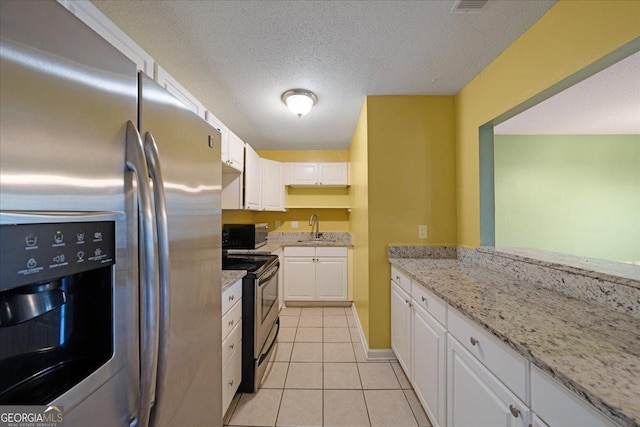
297,238,336,243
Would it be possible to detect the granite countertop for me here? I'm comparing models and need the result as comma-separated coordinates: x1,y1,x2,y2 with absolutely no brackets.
389,258,640,427
222,270,245,291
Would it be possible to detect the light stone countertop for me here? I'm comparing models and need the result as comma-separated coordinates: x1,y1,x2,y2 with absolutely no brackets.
222,270,245,291
389,257,640,427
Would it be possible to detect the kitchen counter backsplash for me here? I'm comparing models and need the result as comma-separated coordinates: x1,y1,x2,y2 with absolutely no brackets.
389,245,639,318
458,247,640,318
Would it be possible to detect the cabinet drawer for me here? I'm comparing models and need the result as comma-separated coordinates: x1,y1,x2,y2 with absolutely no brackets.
284,246,315,257
222,298,242,340
222,279,242,315
222,345,242,414
222,320,242,366
411,282,447,326
316,246,347,257
531,365,615,427
447,307,527,401
391,266,411,294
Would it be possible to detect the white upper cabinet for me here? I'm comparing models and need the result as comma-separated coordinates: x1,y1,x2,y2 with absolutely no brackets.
154,64,205,119
57,0,154,77
205,110,231,166
261,159,285,211
244,144,261,211
286,162,349,187
227,131,246,173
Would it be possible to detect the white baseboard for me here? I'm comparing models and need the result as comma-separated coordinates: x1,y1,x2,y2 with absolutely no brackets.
349,305,396,361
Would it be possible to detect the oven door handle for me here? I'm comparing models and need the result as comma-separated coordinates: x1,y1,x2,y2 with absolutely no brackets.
258,264,279,287
257,319,279,366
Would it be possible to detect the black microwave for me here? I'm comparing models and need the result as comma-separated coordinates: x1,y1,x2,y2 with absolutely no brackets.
222,223,268,249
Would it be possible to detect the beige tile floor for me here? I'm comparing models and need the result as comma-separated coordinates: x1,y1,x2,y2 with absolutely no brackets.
224,306,432,427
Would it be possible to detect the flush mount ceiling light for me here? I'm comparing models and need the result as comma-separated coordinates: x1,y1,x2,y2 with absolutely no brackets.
281,89,317,118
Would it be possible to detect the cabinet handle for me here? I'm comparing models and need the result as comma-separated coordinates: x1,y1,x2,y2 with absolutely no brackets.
470,337,478,346
229,295,234,301
229,343,234,350
509,405,521,418
405,299,410,304
421,296,427,303
396,275,401,281
229,380,234,387
229,320,234,326
409,302,413,308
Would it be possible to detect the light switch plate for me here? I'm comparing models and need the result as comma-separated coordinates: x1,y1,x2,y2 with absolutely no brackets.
418,225,428,239
275,220,281,229
291,221,299,229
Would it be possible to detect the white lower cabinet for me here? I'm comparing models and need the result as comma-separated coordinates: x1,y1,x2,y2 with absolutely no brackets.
391,281,411,374
412,303,447,427
447,336,529,427
283,246,347,301
390,264,617,427
221,279,242,415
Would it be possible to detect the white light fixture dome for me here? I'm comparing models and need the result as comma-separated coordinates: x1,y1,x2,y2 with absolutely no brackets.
282,89,317,118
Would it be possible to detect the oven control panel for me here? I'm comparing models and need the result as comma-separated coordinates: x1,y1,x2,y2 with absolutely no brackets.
0,221,115,289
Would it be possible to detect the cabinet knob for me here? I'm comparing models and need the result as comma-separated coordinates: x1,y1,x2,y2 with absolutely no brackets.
229,380,234,387
470,337,478,346
396,275,400,281
509,405,521,418
229,295,234,301
421,296,427,303
405,299,410,304
229,320,234,326
229,343,234,350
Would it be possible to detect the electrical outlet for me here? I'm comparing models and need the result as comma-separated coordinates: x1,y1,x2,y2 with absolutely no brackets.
418,225,428,239
291,221,298,229
275,220,281,229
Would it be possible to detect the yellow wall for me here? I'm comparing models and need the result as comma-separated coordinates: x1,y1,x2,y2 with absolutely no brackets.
348,97,456,349
455,0,640,248
349,101,371,344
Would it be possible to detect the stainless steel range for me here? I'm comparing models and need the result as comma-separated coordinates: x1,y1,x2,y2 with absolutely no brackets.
223,253,279,392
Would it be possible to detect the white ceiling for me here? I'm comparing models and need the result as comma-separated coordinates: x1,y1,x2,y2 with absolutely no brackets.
92,0,556,150
495,50,640,135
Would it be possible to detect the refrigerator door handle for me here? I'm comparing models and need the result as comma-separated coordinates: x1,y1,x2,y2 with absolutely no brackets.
143,131,170,413
125,121,158,427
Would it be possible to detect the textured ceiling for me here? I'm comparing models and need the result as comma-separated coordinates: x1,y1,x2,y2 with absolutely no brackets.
495,50,640,135
92,0,556,150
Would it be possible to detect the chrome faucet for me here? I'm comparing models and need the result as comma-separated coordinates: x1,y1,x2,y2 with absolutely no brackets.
309,213,320,239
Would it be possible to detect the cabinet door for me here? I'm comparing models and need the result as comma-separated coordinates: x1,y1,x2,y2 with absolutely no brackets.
227,131,245,172
283,257,316,300
244,144,261,210
315,257,347,300
391,282,411,375
413,304,446,427
287,163,318,186
318,163,348,186
154,64,205,118
447,336,528,427
261,159,284,211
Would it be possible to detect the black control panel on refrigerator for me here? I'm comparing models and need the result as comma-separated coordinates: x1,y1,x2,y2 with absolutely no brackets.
0,221,116,290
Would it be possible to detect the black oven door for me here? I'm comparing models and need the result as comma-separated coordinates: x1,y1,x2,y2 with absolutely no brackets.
255,262,279,356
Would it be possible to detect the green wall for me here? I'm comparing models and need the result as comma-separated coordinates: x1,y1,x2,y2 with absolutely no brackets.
494,134,640,262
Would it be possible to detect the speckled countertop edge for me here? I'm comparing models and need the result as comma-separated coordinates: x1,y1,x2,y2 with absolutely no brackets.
389,258,640,427
222,270,245,291
478,247,640,289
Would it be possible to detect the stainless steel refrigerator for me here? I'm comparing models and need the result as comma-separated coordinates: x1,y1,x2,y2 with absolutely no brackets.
0,2,222,426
